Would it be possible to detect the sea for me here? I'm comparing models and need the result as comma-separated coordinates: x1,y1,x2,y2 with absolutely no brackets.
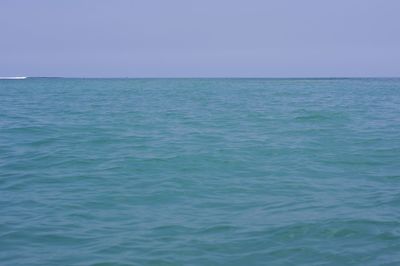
1,78,399,265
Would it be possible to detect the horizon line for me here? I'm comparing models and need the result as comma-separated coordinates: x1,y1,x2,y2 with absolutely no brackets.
3,76,400,79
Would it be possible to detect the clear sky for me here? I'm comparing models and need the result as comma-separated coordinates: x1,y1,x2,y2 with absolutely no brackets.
1,0,399,77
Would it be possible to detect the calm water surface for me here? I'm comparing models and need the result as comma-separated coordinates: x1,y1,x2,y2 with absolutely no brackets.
1,78,400,265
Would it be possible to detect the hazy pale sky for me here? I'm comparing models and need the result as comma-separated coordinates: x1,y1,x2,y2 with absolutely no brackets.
1,0,399,77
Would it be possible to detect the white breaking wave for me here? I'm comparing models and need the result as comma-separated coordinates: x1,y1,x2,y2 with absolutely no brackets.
0,77,27,79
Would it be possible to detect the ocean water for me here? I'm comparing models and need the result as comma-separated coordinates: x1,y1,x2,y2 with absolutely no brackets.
1,78,400,266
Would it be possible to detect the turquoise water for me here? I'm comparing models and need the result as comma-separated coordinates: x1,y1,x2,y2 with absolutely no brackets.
1,78,400,265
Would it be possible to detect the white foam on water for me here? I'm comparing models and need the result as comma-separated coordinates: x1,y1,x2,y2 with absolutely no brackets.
0,77,27,79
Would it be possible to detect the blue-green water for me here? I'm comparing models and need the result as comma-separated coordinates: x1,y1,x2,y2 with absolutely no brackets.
1,78,400,265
